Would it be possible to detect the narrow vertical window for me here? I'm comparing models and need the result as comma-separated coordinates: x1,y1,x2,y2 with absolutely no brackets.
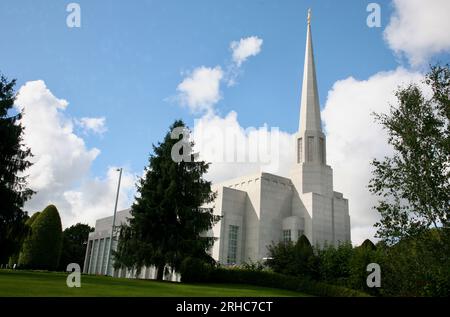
227,225,239,265
85,240,93,273
90,239,99,274
319,137,325,164
102,237,110,275
307,136,314,162
297,138,303,163
96,238,104,274
283,230,291,243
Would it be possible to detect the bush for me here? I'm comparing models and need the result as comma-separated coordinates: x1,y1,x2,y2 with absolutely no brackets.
266,235,317,279
379,228,450,297
18,205,63,270
241,259,266,271
180,257,213,283
207,267,369,297
316,242,353,285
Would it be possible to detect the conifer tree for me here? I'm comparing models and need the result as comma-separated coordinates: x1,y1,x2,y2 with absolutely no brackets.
114,120,220,280
0,73,34,263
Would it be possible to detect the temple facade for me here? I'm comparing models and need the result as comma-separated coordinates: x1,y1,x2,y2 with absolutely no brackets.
83,10,350,279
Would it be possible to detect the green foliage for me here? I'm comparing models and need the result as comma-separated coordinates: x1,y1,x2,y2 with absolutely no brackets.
0,72,34,263
58,223,94,271
26,212,41,227
7,213,35,266
114,120,221,280
18,205,63,270
241,259,266,271
369,64,450,243
180,257,213,283
316,242,354,285
348,241,383,295
206,267,369,297
259,226,448,296
360,239,376,250
266,235,317,278
378,228,450,297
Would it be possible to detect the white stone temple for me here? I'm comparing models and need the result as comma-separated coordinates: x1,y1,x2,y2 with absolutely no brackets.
208,10,350,265
83,11,350,279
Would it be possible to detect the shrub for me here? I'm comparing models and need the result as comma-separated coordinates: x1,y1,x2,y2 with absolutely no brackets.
18,205,63,270
241,259,266,271
180,257,213,283
378,228,450,297
348,240,383,295
316,242,353,285
207,267,369,297
266,235,317,279
7,214,37,267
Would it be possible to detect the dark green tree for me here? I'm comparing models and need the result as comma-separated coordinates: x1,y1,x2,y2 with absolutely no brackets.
8,212,38,266
316,242,353,285
348,239,382,295
114,120,220,280
369,65,450,244
19,205,63,270
266,235,317,279
0,73,34,263
379,228,450,296
58,223,94,271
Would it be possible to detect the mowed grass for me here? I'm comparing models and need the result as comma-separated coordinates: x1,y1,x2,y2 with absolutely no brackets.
0,270,308,297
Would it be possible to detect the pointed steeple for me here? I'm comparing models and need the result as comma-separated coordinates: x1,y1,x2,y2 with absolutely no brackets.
299,9,322,133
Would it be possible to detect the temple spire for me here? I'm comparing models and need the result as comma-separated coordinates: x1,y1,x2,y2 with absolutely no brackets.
299,9,322,133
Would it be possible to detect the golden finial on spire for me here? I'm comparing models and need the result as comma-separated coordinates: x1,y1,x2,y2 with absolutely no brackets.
307,8,311,25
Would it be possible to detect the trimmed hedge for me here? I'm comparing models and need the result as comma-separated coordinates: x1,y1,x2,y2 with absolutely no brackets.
18,205,63,270
201,267,369,297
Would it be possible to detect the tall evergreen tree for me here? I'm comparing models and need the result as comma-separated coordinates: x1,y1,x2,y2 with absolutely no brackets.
0,72,34,263
114,120,220,280
369,64,450,244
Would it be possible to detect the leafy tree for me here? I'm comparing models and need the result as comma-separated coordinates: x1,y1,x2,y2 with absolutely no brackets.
113,120,220,280
58,223,94,271
369,65,449,243
19,205,63,270
0,72,34,263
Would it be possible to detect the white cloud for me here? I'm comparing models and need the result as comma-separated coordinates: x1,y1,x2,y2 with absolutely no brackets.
15,80,135,228
174,36,264,112
193,68,427,246
231,36,263,66
63,167,136,226
15,81,99,193
76,117,107,135
322,67,425,244
192,111,294,183
384,0,450,66
176,66,223,114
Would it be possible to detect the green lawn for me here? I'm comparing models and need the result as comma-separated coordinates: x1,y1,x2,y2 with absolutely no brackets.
0,270,308,297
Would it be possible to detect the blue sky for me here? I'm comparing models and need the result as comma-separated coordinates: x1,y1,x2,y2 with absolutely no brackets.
1,0,449,243
1,0,397,174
